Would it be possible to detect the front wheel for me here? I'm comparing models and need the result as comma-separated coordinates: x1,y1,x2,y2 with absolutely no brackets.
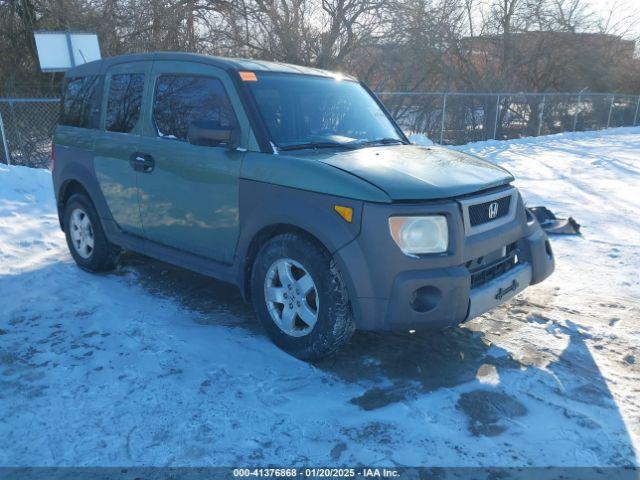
251,233,355,360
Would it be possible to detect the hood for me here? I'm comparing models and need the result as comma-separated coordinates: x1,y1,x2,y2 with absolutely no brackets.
290,145,514,201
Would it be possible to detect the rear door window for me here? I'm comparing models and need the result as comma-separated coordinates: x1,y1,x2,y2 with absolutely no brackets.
60,75,100,128
105,74,145,133
152,75,237,143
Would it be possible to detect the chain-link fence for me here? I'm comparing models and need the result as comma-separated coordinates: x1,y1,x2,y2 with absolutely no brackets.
0,99,60,168
0,92,639,168
378,92,640,145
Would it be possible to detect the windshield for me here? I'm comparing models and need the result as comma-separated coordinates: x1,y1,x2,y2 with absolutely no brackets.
244,73,405,150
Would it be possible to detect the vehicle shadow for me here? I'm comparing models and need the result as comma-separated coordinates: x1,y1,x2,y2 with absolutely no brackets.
118,252,516,405
316,326,520,410
326,294,637,464
115,251,259,333
118,252,637,465
542,316,638,465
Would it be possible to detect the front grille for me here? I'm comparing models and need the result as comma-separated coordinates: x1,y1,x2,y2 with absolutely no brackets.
468,195,511,227
468,244,518,289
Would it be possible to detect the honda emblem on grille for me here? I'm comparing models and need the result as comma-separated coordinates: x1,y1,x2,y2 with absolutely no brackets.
488,202,499,219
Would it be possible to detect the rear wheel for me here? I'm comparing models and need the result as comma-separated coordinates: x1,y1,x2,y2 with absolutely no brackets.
251,233,355,360
63,193,119,272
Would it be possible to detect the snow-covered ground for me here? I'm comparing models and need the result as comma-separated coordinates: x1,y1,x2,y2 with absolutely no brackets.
1,128,639,467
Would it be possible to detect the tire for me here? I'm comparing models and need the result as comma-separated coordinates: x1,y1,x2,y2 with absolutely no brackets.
63,193,120,272
251,233,356,360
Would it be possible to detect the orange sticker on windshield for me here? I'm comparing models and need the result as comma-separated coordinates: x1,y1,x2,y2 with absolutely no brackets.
239,71,258,82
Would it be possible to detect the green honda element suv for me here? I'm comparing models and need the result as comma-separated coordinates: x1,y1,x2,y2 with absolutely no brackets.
52,52,554,359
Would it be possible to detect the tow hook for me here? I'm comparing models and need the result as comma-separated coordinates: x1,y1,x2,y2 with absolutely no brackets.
495,279,519,300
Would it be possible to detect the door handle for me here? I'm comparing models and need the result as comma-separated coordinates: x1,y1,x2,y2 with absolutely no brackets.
129,152,155,173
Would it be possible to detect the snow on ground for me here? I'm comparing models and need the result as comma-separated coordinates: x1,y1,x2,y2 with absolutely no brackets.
1,128,639,467
455,127,640,300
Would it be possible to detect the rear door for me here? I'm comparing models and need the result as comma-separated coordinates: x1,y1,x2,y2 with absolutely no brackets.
135,61,248,263
93,61,152,236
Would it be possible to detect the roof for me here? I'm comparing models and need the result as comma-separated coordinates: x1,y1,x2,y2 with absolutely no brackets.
65,51,355,80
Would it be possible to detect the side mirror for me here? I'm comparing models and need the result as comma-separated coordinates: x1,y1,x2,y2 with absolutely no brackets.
187,121,239,148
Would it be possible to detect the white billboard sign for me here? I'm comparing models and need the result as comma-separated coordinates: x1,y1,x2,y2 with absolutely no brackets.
34,32,101,72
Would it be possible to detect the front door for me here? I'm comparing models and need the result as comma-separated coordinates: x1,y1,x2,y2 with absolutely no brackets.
93,61,152,236
136,61,247,263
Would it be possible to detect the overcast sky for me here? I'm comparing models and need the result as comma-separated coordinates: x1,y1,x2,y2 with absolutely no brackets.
585,0,639,38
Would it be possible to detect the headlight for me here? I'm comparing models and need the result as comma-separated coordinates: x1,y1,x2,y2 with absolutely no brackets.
388,215,448,256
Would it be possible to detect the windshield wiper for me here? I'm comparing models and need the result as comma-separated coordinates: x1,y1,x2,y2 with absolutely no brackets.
353,137,406,147
278,138,406,151
278,141,358,151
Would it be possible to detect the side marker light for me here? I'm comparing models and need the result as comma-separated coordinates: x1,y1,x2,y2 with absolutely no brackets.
334,205,353,223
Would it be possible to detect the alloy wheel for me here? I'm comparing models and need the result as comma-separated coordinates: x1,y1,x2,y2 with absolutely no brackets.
264,258,319,337
69,208,95,259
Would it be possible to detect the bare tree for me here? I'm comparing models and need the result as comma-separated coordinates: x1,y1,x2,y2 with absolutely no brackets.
0,0,637,96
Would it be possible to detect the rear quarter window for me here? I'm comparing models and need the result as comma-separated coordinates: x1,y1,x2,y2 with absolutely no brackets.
60,75,101,128
106,74,145,133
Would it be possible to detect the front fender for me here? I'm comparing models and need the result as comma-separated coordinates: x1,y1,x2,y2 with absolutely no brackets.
235,179,365,297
